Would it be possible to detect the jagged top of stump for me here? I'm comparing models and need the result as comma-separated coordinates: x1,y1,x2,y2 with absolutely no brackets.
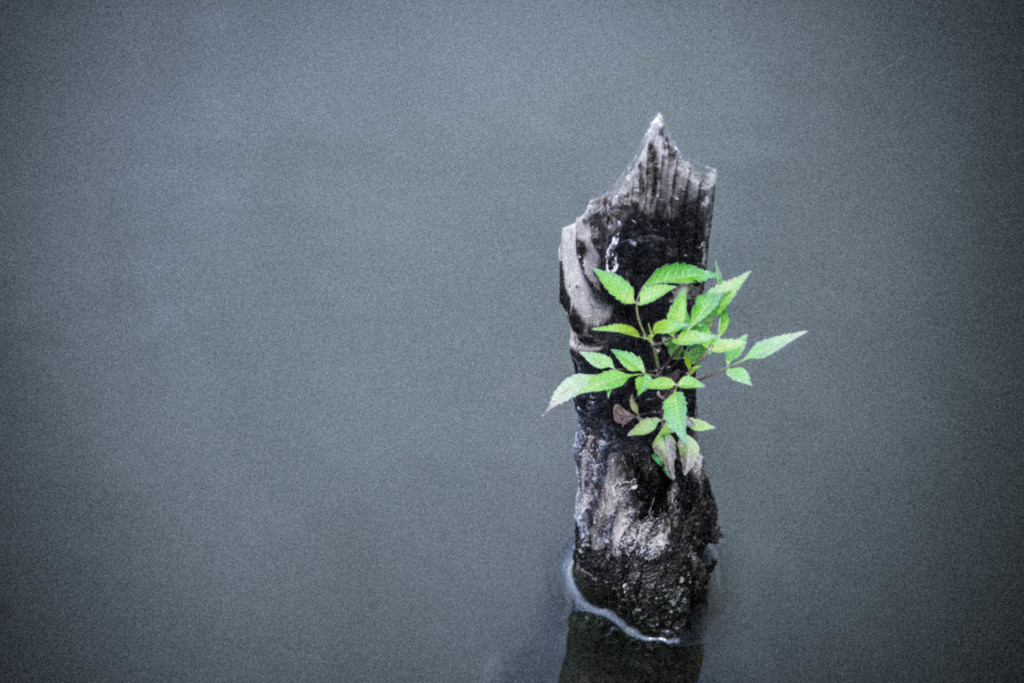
559,114,717,353
609,113,716,223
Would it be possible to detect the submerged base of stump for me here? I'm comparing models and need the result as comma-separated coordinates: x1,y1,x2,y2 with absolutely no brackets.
559,610,704,683
559,114,722,641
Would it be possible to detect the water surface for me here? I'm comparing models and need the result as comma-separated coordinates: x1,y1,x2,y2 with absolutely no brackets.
2,1,1022,680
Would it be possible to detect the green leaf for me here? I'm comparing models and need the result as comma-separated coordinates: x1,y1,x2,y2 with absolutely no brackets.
674,329,717,346
743,331,808,361
580,351,615,370
629,395,639,414
647,376,676,390
677,375,705,389
628,417,660,436
592,323,642,338
584,369,633,393
726,367,752,386
644,263,717,286
666,292,689,323
611,349,645,373
593,268,636,305
688,291,723,327
687,417,715,431
544,374,592,414
709,337,746,355
682,432,700,453
717,310,729,335
685,345,705,367
637,283,675,306
708,271,750,300
652,318,687,335
661,392,688,440
724,334,747,364
635,374,651,396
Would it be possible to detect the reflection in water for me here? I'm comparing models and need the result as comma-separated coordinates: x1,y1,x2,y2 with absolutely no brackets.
482,544,721,682
559,611,703,683
557,545,717,682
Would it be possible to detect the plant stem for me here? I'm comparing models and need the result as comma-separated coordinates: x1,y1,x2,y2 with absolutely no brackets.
637,302,661,372
696,364,732,382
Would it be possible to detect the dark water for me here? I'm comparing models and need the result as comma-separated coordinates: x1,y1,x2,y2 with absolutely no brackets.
3,1,1023,680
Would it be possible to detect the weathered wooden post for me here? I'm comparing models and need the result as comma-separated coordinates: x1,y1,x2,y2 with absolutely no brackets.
558,114,722,643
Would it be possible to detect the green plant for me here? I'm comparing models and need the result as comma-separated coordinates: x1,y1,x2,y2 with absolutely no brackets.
546,262,805,480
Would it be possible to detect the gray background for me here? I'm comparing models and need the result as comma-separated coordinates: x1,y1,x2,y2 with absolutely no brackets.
2,1,1022,681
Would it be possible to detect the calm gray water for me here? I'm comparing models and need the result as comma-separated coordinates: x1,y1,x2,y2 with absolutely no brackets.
3,1,1022,680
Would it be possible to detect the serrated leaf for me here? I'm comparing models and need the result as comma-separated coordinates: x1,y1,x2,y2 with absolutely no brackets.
644,263,717,286
652,318,687,335
611,349,645,373
726,367,752,386
594,268,636,305
647,376,676,390
544,373,592,414
724,334,747,364
580,351,615,370
661,392,688,440
709,273,749,314
708,271,750,298
637,283,675,306
584,369,633,393
676,375,705,389
635,374,651,396
592,323,642,338
628,417,660,436
709,337,746,354
689,291,723,327
743,331,807,361
675,329,717,346
687,417,715,431
666,292,689,323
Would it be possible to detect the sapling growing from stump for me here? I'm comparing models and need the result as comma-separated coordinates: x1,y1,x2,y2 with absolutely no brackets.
546,261,805,481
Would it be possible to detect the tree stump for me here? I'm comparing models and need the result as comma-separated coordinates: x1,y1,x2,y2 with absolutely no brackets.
558,114,722,641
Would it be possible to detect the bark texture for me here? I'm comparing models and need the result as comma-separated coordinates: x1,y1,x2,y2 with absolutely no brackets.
559,114,722,640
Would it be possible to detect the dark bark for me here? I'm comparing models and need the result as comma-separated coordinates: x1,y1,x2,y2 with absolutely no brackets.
558,114,721,641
